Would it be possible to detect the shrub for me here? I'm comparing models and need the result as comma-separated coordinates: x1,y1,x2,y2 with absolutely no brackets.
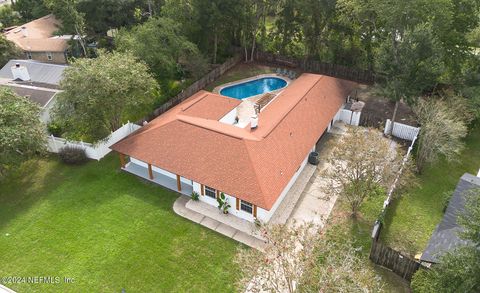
191,191,199,201
47,121,63,137
58,146,88,165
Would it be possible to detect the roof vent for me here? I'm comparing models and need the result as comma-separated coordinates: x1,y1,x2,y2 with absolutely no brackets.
11,63,30,81
21,26,28,38
250,115,258,130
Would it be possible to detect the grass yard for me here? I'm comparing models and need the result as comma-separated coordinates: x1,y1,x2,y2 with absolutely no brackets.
380,122,480,256
205,63,277,91
324,190,410,292
0,155,240,293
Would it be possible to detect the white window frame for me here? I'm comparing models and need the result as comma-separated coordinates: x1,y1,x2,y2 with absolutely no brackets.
240,200,253,214
204,186,216,199
46,52,53,61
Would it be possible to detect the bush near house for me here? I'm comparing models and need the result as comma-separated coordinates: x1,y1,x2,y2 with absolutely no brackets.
58,146,88,165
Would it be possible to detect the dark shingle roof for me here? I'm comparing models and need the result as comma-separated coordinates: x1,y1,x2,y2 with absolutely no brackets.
421,173,480,263
4,84,57,108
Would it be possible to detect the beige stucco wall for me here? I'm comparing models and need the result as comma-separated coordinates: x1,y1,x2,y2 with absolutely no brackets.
25,51,67,64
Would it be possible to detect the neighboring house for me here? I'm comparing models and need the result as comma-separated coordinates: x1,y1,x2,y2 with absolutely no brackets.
3,14,69,64
111,73,356,223
0,59,67,123
420,171,480,265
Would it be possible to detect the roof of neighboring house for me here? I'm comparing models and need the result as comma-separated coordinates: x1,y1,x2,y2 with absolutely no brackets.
111,74,356,210
421,173,480,263
0,60,67,86
3,14,68,52
4,84,57,108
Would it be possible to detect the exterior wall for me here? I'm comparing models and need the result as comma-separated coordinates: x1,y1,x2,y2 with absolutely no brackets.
219,108,237,125
131,144,314,223
130,157,192,185
26,51,67,64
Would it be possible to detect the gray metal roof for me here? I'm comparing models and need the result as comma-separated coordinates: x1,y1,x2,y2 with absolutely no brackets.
421,173,480,263
0,60,67,86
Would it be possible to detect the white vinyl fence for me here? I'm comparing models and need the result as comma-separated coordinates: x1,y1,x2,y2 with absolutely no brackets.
372,133,418,239
333,108,361,126
47,122,141,160
384,119,420,141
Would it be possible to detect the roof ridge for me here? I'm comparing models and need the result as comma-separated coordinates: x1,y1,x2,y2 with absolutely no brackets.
260,75,325,138
242,140,268,207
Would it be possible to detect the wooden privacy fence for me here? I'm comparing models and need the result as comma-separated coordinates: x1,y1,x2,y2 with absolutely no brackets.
370,240,420,281
143,54,243,122
254,50,375,84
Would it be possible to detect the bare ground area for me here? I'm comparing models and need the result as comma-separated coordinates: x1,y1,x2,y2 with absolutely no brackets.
355,84,418,128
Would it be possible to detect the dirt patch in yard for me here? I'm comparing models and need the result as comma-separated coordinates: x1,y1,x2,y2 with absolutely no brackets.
354,84,418,129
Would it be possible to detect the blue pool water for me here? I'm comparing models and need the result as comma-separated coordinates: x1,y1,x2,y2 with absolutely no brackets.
220,77,287,99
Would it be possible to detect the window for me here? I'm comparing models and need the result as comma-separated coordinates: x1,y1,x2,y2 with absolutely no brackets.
46,52,53,61
205,186,216,199
26,52,32,60
240,200,253,214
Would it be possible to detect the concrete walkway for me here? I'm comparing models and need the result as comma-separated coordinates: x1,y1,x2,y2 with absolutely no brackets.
268,164,316,225
173,196,266,250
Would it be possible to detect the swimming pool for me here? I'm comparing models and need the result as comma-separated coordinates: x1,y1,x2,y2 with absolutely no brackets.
220,77,287,99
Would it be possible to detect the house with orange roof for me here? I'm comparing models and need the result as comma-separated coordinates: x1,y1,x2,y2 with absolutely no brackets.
111,74,357,223
3,14,70,64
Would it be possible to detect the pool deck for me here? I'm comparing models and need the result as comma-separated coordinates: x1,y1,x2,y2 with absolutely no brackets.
214,74,292,127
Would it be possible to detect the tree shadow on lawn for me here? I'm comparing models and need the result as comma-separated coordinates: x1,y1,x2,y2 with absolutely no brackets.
0,154,179,231
0,155,69,230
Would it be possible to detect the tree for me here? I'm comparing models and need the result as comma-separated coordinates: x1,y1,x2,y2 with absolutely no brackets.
414,98,468,173
299,230,385,292
411,189,480,292
235,223,317,293
0,4,22,29
11,0,48,22
0,88,46,177
43,0,87,56
116,17,208,80
327,127,401,217
52,51,159,142
235,223,384,292
0,35,22,68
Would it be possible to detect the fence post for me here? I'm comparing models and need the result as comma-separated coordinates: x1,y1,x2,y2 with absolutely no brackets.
51,134,57,152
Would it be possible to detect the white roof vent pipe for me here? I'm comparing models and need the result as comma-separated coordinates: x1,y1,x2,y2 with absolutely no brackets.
251,115,258,130
21,26,28,37
11,63,31,81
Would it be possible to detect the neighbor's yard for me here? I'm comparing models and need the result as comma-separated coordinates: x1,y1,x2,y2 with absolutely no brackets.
380,122,480,256
0,155,239,292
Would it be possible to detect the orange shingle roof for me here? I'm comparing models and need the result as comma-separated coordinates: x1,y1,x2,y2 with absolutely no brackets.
4,15,68,52
112,74,356,210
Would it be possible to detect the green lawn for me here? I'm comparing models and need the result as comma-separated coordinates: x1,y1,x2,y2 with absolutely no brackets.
380,122,480,256
205,63,276,91
325,191,410,292
0,155,239,292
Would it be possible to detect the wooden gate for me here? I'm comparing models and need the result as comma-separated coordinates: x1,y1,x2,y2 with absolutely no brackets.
369,240,421,281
